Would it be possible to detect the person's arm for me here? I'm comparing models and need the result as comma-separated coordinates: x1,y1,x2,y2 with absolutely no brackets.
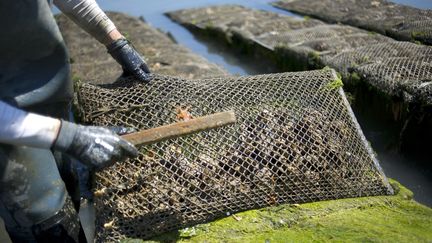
0,101,138,170
53,0,118,45
0,100,61,148
54,0,151,82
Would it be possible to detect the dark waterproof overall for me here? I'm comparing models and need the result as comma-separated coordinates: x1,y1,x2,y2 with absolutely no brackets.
0,0,79,241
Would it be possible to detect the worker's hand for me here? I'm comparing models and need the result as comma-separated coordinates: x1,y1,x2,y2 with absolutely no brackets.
106,126,137,136
107,38,151,83
53,121,139,170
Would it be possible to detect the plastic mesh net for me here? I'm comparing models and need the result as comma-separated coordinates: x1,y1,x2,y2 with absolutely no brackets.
75,70,392,241
353,56,432,104
272,0,432,45
326,42,432,73
167,5,325,37
257,25,370,47
254,25,392,60
255,31,432,105
168,6,432,106
325,42,432,103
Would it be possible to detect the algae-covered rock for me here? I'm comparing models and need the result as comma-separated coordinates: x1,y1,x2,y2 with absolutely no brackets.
137,179,432,242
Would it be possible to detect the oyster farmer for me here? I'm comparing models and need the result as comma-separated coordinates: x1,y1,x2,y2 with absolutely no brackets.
0,0,152,241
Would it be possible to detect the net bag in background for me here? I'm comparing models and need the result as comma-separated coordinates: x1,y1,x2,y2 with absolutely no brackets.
272,0,432,45
75,69,393,241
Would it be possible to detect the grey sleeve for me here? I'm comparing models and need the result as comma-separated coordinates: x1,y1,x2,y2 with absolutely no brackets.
53,0,117,44
0,101,60,148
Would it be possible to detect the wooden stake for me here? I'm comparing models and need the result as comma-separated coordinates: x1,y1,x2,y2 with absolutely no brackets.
122,111,236,146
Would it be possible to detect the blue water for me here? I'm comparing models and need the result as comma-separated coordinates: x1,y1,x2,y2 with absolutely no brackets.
392,0,432,8
56,0,432,206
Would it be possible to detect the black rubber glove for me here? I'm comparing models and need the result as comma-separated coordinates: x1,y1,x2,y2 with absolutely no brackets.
106,126,137,136
107,38,151,83
53,121,139,171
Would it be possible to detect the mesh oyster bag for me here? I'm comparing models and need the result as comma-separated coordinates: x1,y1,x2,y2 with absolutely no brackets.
167,6,431,105
272,0,432,45
75,69,393,241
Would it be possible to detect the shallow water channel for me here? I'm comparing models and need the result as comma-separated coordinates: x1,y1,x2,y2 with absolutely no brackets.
62,0,431,206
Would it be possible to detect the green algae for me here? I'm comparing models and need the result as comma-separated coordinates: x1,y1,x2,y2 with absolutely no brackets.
411,31,427,39
129,179,432,243
323,75,343,91
350,72,361,83
308,51,320,64
72,74,81,83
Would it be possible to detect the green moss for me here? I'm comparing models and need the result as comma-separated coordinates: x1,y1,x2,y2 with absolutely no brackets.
72,74,81,83
138,179,431,243
361,55,370,63
349,72,362,88
350,72,360,82
308,51,320,63
342,72,362,92
323,75,344,91
411,31,426,39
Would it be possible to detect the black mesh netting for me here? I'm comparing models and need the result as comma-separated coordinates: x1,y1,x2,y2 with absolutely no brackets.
254,30,432,105
254,24,392,60
75,69,392,241
272,0,432,45
168,5,432,106
325,42,432,104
